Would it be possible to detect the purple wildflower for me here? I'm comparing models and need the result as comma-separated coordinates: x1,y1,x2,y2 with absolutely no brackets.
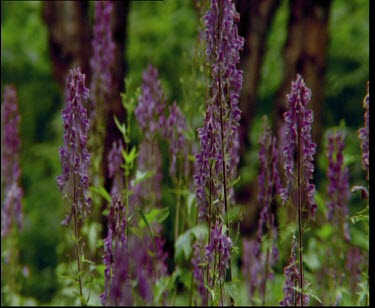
1,85,23,237
135,64,167,140
89,0,115,118
164,101,189,178
194,0,244,219
326,131,350,241
101,195,131,306
345,246,365,293
205,221,233,283
281,74,317,219
280,242,309,306
108,139,124,196
358,82,369,179
57,67,91,226
192,237,207,302
242,239,263,297
240,117,280,300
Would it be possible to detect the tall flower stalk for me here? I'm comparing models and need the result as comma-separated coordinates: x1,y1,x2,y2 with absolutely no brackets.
358,81,369,180
57,67,91,306
1,84,23,305
194,0,244,305
1,84,23,238
326,130,350,241
281,74,316,306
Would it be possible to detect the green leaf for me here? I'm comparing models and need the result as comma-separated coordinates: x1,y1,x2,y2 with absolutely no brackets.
223,281,238,301
89,186,111,203
139,208,154,238
175,230,192,260
123,146,138,165
190,224,208,240
114,115,126,137
316,223,333,240
138,208,169,229
224,205,242,223
186,191,195,217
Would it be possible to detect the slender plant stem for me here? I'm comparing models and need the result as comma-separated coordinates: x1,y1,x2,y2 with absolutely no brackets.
205,167,213,306
73,175,84,306
73,210,84,306
262,235,271,306
297,115,304,306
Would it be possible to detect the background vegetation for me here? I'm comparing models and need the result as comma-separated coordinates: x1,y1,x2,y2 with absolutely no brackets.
1,0,369,305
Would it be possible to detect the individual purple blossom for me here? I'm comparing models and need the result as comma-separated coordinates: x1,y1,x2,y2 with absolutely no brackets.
57,67,91,226
1,85,23,237
358,82,369,179
89,0,115,118
281,74,317,219
101,195,131,306
135,64,167,140
326,131,350,241
280,242,309,306
108,139,124,196
194,0,244,219
164,101,189,178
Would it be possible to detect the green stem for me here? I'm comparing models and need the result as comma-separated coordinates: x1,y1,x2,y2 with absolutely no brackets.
297,115,304,307
73,175,84,306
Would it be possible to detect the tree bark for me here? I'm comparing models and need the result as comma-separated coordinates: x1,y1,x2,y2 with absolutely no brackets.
42,1,91,88
101,1,129,195
273,0,332,151
237,0,281,167
236,0,281,234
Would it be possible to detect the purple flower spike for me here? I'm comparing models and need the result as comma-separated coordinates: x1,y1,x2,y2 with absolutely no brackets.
358,82,369,179
135,64,167,140
205,221,233,282
194,0,244,219
164,101,189,178
281,74,317,219
57,67,91,226
108,139,124,196
280,243,309,306
1,84,23,237
326,131,350,241
101,195,132,306
89,0,115,118
192,237,206,301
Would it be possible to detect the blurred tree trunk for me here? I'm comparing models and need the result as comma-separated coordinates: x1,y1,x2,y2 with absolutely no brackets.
236,0,281,234
102,0,129,195
237,0,281,166
42,1,91,87
273,0,332,151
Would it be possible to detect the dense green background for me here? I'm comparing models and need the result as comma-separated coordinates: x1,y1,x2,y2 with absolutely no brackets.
1,0,369,304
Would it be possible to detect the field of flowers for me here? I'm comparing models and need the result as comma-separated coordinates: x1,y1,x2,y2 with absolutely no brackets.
1,0,369,306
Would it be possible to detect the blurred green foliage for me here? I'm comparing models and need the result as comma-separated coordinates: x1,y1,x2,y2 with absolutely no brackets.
1,0,368,305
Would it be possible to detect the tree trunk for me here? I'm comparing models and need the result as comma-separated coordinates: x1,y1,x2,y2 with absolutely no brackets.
42,1,91,88
101,0,129,195
237,0,281,166
273,0,332,151
236,0,281,235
